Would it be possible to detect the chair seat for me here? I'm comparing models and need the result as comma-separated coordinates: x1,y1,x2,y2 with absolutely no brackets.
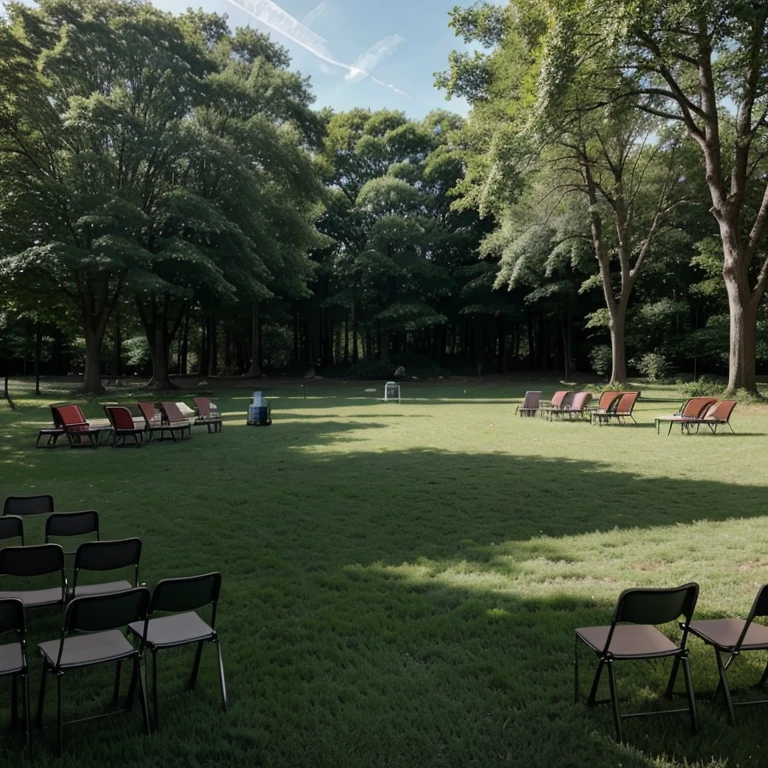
73,580,133,598
0,587,64,608
576,624,679,657
39,630,135,669
127,611,214,648
688,618,768,650
0,642,23,675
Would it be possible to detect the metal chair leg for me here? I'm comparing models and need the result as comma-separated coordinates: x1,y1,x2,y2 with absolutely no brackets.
715,650,736,725
606,661,622,741
665,656,681,698
11,674,18,729
113,660,122,704
587,658,605,707
152,650,159,731
681,655,699,734
756,659,768,689
216,641,227,712
36,666,47,728
56,673,63,757
23,672,31,758
139,657,151,735
189,642,204,690
573,635,580,703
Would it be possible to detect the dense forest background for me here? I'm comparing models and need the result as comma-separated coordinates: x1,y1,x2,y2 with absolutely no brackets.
2,0,768,393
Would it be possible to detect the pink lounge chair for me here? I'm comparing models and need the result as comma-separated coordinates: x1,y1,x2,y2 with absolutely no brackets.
159,402,192,442
193,397,223,433
515,391,541,418
540,391,574,421
565,392,593,420
654,397,719,435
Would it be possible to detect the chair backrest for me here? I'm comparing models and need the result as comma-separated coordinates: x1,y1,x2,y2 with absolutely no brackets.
0,516,24,546
161,401,186,423
74,538,141,573
46,511,100,543
705,400,737,422
0,597,25,638
550,391,569,409
4,494,54,516
53,404,88,427
0,543,65,578
569,392,592,411
150,572,222,626
614,583,699,627
137,402,159,425
104,405,135,431
521,391,541,410
681,397,718,418
65,587,150,634
597,391,622,411
615,391,640,415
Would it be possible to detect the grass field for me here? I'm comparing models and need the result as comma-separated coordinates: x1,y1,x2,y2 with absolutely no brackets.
1,377,767,768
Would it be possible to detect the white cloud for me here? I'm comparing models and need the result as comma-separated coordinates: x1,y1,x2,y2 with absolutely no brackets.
224,0,411,97
345,35,404,85
302,0,331,28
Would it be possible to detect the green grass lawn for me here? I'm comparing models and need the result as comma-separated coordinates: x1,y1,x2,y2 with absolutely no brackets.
1,377,767,767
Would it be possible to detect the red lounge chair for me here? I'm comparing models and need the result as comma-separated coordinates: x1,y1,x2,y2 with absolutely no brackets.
566,392,593,420
51,405,110,448
694,400,737,434
589,391,623,426
159,402,192,442
193,397,223,433
607,391,641,425
104,406,145,448
654,397,718,435
540,391,573,420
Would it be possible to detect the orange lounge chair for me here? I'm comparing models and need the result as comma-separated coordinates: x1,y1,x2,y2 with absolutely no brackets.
606,391,641,425
693,400,737,434
589,391,623,426
159,402,192,442
104,406,146,448
654,397,718,435
193,397,223,433
51,405,111,448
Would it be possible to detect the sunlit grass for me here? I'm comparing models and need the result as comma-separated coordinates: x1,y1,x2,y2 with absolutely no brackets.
0,377,766,767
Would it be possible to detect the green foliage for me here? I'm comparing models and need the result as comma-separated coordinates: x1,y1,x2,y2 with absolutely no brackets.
677,376,728,398
588,345,612,377
344,358,395,380
633,351,670,381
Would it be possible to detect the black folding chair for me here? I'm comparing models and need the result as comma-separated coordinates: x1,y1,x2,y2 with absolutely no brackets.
45,511,100,556
0,516,24,547
0,598,31,756
3,495,54,517
684,583,768,723
71,539,141,599
0,545,67,610
127,572,226,729
574,582,699,741
36,588,151,755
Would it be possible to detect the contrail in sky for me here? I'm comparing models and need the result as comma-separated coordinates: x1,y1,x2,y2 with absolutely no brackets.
223,0,411,98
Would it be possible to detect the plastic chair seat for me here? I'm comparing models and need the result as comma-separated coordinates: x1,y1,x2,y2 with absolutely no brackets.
688,618,768,650
575,624,679,657
128,611,214,648
0,587,63,608
73,580,133,598
38,630,135,669
0,642,23,675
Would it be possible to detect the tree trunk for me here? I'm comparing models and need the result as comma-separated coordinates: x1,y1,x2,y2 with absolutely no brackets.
724,267,759,393
198,315,208,376
34,321,42,395
207,314,217,376
609,304,628,385
244,303,262,378
147,322,176,390
82,322,105,394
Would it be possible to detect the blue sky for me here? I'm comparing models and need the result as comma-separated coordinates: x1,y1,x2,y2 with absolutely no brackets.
152,0,475,119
